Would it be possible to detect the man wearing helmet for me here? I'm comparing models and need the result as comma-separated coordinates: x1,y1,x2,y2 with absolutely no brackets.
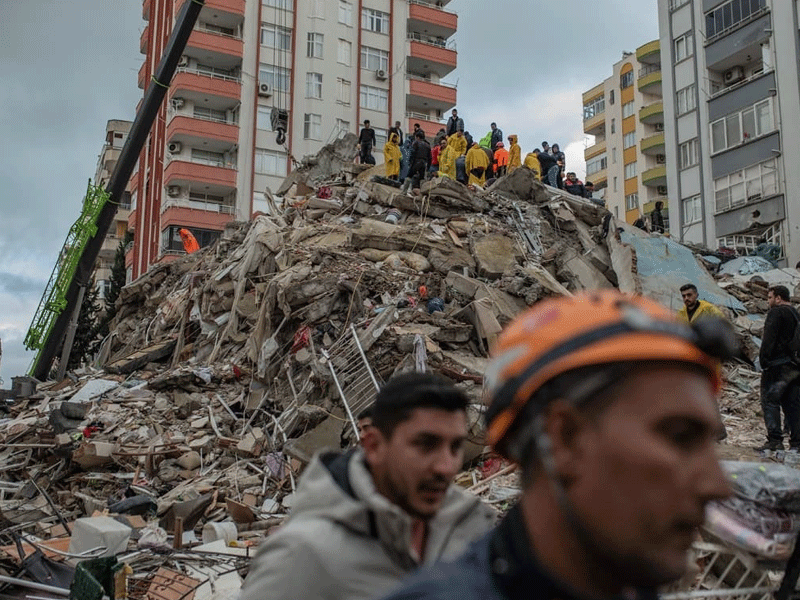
382,290,734,600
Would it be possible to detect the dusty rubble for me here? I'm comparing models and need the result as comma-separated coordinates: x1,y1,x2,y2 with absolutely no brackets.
0,144,793,598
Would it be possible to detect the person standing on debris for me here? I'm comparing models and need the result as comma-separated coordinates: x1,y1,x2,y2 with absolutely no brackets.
757,285,800,452
446,109,464,137
390,120,404,145
490,123,503,151
384,132,402,181
240,372,496,600
651,201,666,234
676,284,725,324
493,142,509,178
466,141,490,187
534,149,560,188
358,120,377,164
438,138,456,180
408,130,432,192
449,130,467,158
381,290,734,600
551,143,566,182
507,135,521,173
523,151,542,180
430,137,446,177
563,172,585,197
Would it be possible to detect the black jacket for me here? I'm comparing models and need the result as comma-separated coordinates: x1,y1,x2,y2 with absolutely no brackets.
410,139,432,169
490,128,503,149
651,209,665,233
446,116,464,137
537,151,558,172
359,127,376,146
564,180,585,197
760,304,800,367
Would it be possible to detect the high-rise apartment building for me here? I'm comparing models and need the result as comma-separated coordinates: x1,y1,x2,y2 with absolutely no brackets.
582,42,670,229
94,120,133,300
658,0,800,264
129,0,457,278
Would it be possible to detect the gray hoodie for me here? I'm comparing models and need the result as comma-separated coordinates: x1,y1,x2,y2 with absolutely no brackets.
240,449,497,600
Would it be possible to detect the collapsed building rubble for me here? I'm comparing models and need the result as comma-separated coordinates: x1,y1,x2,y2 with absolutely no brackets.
1,146,796,598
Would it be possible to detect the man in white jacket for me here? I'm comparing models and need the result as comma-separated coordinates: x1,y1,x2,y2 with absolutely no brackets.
239,372,496,600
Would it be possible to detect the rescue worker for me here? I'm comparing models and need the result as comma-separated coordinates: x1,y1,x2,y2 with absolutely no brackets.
178,228,200,253
493,142,509,178
507,135,522,173
523,151,541,180
408,130,432,192
438,138,457,180
448,130,467,158
240,373,496,600
382,290,735,600
384,132,402,180
466,141,490,187
677,283,724,324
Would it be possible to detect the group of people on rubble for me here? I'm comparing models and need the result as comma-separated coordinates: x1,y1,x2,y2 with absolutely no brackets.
358,108,600,205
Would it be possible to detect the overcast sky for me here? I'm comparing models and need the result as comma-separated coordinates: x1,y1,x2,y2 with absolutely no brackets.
0,1,659,384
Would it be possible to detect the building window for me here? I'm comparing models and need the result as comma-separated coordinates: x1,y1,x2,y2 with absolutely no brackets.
359,84,388,111
679,139,699,169
257,106,273,131
307,32,324,58
586,154,607,176
337,78,351,105
308,0,324,18
306,72,323,99
255,148,285,176
623,132,636,149
583,95,605,120
360,46,389,72
361,8,389,34
624,162,637,180
191,148,226,167
613,177,618,192
374,127,388,148
612,147,617,164
339,0,353,25
161,226,221,254
625,193,639,211
705,0,767,40
335,118,351,134
610,119,616,134
609,89,615,105
337,39,352,65
683,195,702,225
674,32,693,62
304,113,322,140
669,0,690,9
258,64,290,92
676,84,696,115
193,106,228,123
620,70,634,89
714,158,778,213
710,99,773,153
260,24,291,51
622,101,635,118
263,0,292,9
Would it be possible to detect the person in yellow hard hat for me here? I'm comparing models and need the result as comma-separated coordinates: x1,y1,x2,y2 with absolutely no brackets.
381,290,735,600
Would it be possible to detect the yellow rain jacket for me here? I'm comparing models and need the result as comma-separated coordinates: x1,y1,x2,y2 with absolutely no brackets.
523,153,541,180
448,134,468,158
466,145,490,186
439,144,456,179
676,300,725,324
507,135,522,173
383,133,401,178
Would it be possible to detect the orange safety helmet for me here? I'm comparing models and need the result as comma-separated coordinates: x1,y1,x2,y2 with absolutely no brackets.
484,290,732,454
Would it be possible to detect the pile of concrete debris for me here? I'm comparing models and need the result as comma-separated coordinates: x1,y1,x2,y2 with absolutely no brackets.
0,141,784,598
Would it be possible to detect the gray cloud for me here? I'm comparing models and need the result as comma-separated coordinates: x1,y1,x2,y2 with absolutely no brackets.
0,272,46,296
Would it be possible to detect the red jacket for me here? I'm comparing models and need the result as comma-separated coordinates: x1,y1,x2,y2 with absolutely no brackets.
431,144,442,166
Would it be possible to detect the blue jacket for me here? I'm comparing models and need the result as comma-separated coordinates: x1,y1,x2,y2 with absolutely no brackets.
381,505,659,600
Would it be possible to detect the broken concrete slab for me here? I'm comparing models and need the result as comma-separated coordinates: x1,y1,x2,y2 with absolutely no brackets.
283,416,343,464
471,234,522,279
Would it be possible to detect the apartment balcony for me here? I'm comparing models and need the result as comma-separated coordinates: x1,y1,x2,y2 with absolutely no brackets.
103,146,122,173
171,68,242,104
583,112,605,137
640,132,665,156
164,160,236,194
184,28,243,69
406,112,445,140
176,0,245,22
637,65,662,95
140,24,149,54
584,139,606,160
406,76,457,113
643,197,669,214
639,101,664,125
636,39,660,65
587,168,607,186
138,61,148,90
408,1,457,39
642,165,667,187
160,205,234,233
167,115,239,153
408,36,457,78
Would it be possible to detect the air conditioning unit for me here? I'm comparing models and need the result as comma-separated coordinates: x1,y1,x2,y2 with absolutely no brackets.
375,69,387,81
167,141,181,154
171,97,185,109
654,123,665,132
724,65,745,85
178,55,189,67
657,185,668,195
258,82,272,97
167,185,181,198
656,154,666,164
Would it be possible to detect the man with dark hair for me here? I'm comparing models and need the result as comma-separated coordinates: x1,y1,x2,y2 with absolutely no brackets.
382,291,734,600
446,109,464,137
407,129,432,192
651,200,666,233
563,172,585,197
241,372,494,600
758,285,800,451
677,283,724,324
490,122,503,151
534,149,560,188
358,119,376,164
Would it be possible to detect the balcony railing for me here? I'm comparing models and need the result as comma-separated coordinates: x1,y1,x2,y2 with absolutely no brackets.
407,31,457,50
408,0,457,15
406,73,457,88
196,24,242,41
405,111,443,123
175,66,241,84
638,64,660,78
163,197,235,214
